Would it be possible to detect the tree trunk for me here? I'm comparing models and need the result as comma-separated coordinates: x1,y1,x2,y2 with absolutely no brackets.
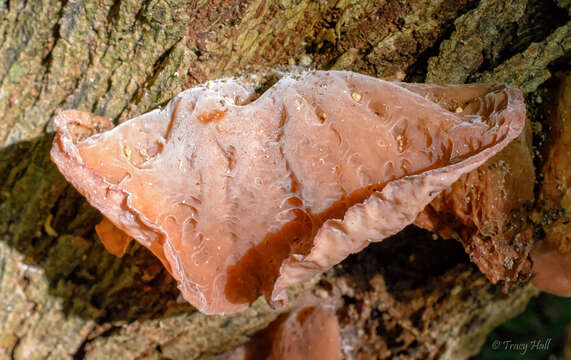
0,0,568,358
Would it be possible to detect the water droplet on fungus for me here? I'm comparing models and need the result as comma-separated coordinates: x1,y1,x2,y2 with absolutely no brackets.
351,92,361,102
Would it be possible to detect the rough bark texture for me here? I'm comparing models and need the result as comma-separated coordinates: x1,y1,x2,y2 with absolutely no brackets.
0,0,569,359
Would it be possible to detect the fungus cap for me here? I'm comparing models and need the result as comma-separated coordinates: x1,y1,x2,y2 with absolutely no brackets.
51,71,526,314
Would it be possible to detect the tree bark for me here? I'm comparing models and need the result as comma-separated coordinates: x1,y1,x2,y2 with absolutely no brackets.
0,0,569,359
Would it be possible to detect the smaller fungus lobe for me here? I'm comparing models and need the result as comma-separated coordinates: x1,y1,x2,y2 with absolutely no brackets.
530,72,571,296
51,71,525,314
532,240,571,296
253,294,341,360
